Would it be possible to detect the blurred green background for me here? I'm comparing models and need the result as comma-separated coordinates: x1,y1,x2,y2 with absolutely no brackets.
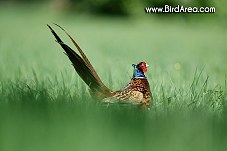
0,0,227,151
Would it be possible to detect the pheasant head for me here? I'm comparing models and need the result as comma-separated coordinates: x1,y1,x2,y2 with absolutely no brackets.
132,62,149,79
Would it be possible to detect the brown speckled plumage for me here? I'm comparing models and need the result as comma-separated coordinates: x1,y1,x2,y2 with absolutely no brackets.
48,24,153,107
104,78,152,105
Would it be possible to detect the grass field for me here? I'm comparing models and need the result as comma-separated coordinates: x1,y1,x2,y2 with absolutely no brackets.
0,4,227,151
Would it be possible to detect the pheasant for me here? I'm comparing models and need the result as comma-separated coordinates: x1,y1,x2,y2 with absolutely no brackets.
47,24,153,106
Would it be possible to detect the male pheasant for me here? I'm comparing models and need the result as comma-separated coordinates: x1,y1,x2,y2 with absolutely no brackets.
48,24,153,106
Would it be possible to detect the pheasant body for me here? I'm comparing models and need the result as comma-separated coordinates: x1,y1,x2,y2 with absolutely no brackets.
105,78,152,105
48,24,153,106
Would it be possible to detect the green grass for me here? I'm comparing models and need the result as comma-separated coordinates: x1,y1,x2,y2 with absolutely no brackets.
0,4,227,151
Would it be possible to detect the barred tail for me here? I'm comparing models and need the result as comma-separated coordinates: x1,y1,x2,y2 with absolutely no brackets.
47,24,112,98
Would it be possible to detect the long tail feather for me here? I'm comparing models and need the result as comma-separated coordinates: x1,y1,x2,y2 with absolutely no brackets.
53,23,109,92
47,24,112,97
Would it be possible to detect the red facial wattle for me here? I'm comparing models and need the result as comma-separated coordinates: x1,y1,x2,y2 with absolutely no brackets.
138,62,148,73
142,66,147,73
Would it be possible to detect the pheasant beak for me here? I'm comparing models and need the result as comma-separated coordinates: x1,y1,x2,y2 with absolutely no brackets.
146,64,149,67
